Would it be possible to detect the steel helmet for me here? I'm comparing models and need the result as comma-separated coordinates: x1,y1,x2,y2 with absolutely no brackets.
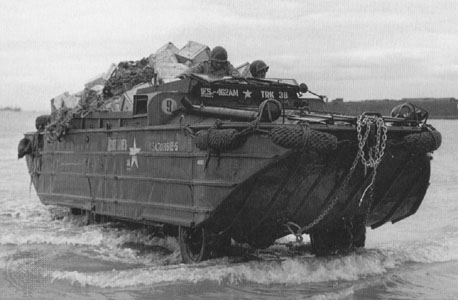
210,46,228,62
250,60,269,77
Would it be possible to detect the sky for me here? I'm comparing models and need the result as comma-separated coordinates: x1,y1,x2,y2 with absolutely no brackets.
1,0,458,111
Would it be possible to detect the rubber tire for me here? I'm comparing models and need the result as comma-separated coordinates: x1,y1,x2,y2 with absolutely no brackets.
309,220,353,256
350,216,366,248
179,226,210,263
178,226,231,263
310,217,367,256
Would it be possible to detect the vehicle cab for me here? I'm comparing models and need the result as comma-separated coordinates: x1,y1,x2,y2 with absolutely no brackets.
132,74,327,125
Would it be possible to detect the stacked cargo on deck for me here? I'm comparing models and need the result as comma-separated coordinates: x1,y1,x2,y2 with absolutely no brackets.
44,41,258,142
45,41,215,141
50,41,212,113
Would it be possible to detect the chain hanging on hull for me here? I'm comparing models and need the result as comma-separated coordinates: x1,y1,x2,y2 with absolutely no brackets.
284,114,388,242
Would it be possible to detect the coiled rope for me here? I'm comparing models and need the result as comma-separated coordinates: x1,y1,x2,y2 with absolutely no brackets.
269,124,337,153
403,125,441,153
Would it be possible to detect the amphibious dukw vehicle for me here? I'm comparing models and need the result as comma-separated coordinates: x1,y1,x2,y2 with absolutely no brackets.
19,74,441,262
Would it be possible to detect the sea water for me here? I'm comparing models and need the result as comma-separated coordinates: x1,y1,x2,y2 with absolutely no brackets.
0,111,457,300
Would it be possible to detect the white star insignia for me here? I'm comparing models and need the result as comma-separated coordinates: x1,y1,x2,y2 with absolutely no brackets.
243,90,252,99
129,138,141,168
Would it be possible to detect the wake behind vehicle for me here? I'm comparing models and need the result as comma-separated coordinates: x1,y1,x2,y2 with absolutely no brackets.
19,74,441,262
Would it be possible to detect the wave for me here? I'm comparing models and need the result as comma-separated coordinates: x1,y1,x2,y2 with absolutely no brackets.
48,250,394,288
0,211,182,268
2,210,458,289
3,200,458,289
48,235,458,289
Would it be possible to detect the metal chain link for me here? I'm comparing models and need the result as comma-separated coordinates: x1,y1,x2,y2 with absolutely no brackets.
357,116,387,169
357,115,387,206
357,116,387,225
285,114,387,242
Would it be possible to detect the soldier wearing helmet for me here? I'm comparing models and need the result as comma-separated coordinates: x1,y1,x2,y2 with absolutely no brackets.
250,60,269,78
180,46,241,78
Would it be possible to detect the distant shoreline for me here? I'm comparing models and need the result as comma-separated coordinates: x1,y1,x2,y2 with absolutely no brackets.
0,106,21,112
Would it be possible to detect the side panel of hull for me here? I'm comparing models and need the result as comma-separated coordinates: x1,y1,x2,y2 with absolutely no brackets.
29,128,285,227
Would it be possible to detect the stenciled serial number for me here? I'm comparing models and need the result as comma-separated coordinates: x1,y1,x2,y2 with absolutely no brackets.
200,88,239,98
151,141,178,152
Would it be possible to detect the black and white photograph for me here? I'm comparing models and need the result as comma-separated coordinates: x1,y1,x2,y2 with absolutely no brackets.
0,1,457,299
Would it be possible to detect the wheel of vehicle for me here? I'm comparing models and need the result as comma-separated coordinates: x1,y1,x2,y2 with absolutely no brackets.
309,219,353,256
178,226,210,263
349,215,366,248
178,226,231,263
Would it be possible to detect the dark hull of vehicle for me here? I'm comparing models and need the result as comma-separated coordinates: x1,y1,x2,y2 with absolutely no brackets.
25,121,430,249
203,140,430,248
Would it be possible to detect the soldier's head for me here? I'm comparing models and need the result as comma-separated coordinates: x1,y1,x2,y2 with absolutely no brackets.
250,60,269,78
210,46,228,70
